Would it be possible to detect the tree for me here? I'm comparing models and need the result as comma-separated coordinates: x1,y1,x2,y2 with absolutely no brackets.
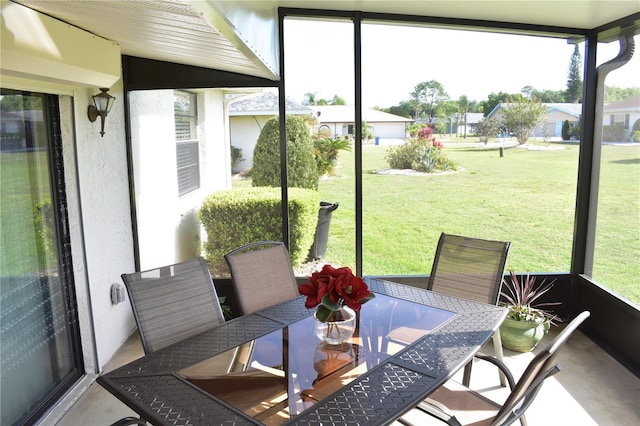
386,104,413,118
302,92,347,106
410,80,448,122
458,95,470,138
438,100,459,135
329,95,346,105
481,91,520,116
531,88,566,103
400,99,421,119
302,92,318,105
521,86,534,97
566,45,583,103
604,85,640,102
0,93,43,111
434,113,448,135
501,96,548,144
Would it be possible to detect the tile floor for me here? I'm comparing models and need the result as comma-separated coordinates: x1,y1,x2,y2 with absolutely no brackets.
55,324,639,426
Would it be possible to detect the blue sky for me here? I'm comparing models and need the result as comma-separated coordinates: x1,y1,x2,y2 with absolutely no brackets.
284,19,639,107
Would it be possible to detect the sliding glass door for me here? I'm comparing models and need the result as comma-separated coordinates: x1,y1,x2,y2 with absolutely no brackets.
0,89,83,425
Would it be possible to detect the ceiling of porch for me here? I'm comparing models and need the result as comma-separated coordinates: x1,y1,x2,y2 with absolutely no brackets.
10,0,640,81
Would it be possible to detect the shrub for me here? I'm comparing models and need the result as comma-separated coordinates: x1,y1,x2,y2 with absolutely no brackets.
632,119,640,142
602,125,626,142
561,120,571,141
571,121,581,139
252,115,318,190
361,120,375,142
406,122,428,138
199,187,320,274
418,126,433,139
477,117,501,139
386,135,457,173
314,135,351,176
230,145,244,173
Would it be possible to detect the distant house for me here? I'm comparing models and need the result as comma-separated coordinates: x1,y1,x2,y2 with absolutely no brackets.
457,112,485,136
229,96,413,171
487,103,582,139
603,95,640,142
312,105,412,140
228,91,315,170
0,110,43,152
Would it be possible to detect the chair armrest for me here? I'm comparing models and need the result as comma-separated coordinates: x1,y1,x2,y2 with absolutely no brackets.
473,352,517,389
417,398,463,426
111,417,147,426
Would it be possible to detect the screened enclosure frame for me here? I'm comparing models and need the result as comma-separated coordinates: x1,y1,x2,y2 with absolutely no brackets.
120,10,639,375
275,8,640,374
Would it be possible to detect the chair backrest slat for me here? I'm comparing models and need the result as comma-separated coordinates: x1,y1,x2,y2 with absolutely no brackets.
428,233,511,305
121,257,224,354
225,241,299,315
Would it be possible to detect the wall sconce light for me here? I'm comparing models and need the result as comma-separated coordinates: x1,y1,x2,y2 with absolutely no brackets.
87,88,115,137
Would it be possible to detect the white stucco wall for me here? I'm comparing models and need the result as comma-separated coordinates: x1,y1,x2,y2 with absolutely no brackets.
605,110,640,141
1,2,136,373
130,89,231,270
371,122,408,139
72,82,137,369
229,115,272,171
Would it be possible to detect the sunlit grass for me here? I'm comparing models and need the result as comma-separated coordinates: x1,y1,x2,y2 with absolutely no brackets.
233,137,639,304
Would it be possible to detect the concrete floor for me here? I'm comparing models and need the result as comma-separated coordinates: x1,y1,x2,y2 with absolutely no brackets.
56,325,639,426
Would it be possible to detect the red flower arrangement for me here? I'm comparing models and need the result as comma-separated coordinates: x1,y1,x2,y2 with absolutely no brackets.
299,264,375,322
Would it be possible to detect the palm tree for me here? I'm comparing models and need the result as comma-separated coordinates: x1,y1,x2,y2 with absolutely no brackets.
303,92,318,105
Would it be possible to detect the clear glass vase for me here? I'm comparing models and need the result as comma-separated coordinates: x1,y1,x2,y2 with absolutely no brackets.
313,306,356,344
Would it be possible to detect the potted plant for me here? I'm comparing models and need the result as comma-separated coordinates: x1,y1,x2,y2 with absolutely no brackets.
499,270,560,352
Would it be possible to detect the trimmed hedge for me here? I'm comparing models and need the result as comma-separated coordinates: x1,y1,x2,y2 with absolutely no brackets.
252,115,319,190
602,125,626,142
199,187,320,275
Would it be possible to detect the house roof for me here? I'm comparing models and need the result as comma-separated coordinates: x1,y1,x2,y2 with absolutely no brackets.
544,103,583,117
487,102,582,119
10,1,639,82
604,95,640,112
312,105,413,124
228,92,314,116
465,113,485,124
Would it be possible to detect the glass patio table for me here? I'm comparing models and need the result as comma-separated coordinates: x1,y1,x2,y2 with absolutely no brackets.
98,278,507,425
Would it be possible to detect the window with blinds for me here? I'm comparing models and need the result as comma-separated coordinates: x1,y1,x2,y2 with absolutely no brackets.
174,91,200,196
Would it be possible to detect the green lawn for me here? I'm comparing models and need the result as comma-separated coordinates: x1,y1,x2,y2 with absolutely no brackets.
235,138,639,305
4,141,637,305
0,150,52,276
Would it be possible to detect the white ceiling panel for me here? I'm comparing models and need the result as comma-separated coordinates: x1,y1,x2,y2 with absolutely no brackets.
9,0,640,81
11,0,276,79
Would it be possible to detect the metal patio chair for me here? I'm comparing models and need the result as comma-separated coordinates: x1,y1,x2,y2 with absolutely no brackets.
428,232,511,386
398,311,591,426
121,257,225,354
225,241,299,315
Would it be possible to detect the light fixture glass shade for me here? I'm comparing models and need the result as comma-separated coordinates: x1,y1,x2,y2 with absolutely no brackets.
92,88,115,113
88,88,115,137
